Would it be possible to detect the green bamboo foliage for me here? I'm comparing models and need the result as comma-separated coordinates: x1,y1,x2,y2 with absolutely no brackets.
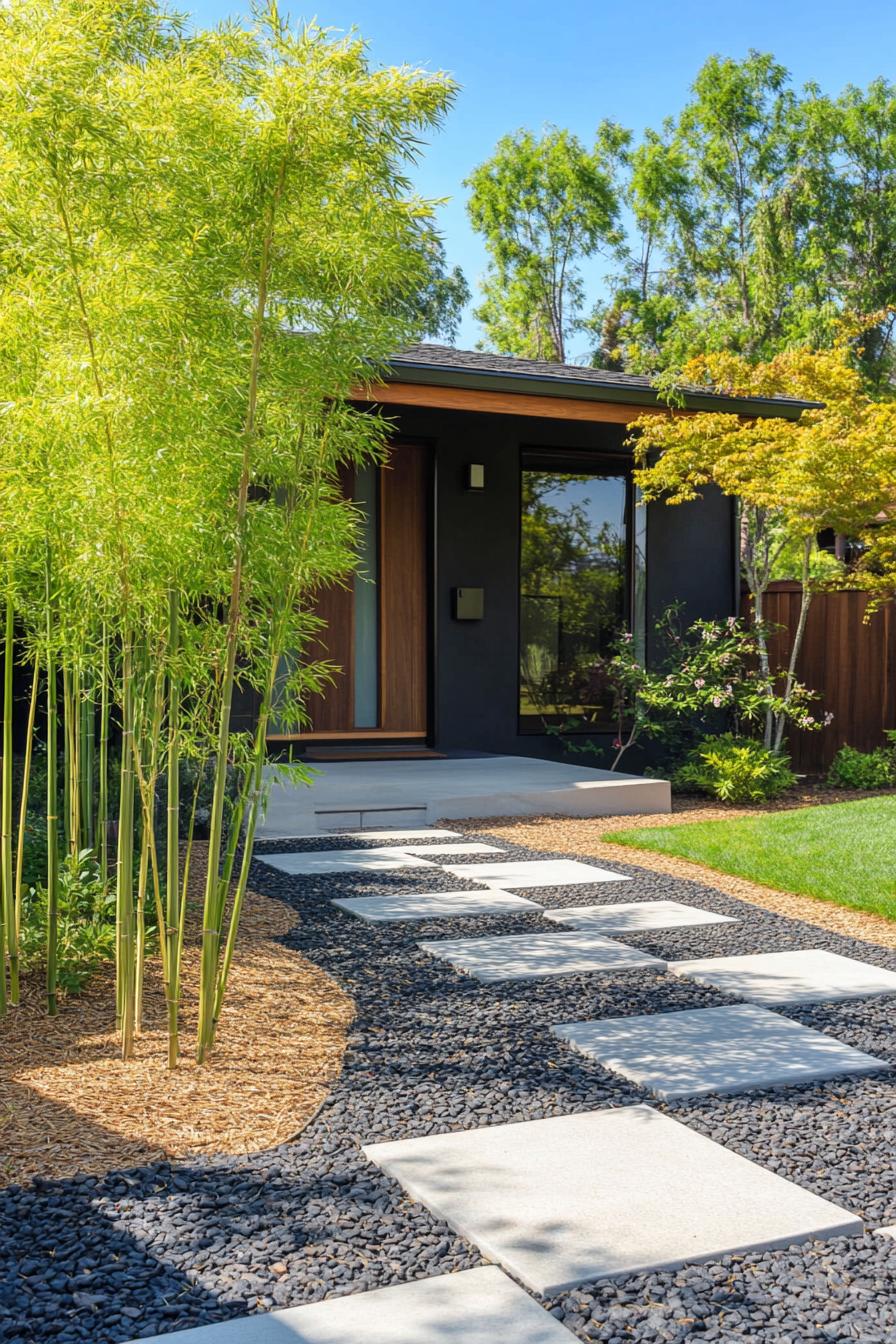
0,0,456,1063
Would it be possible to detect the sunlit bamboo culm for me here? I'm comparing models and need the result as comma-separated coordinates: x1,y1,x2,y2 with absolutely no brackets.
0,0,456,1061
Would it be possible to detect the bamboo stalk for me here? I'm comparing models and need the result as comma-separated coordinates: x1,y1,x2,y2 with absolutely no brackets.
196,150,290,1065
165,589,181,1067
2,592,16,1006
44,546,59,1018
14,659,39,952
81,669,94,852
117,638,136,1057
98,624,109,886
134,816,149,1032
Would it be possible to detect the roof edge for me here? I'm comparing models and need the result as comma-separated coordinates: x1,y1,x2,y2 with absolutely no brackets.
384,358,820,421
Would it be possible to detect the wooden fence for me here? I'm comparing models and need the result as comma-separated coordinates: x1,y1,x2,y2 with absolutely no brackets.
740,581,896,773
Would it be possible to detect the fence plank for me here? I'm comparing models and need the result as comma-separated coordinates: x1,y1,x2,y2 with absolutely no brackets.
740,582,896,772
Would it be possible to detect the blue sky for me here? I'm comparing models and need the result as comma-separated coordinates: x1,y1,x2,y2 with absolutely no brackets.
190,0,896,352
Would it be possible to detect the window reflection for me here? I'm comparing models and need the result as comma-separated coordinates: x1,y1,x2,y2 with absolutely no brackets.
519,463,629,730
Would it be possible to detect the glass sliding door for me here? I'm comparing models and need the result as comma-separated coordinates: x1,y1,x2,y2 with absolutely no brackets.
519,453,630,732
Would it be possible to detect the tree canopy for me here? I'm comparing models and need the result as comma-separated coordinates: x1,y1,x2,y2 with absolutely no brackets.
468,52,896,388
465,125,624,362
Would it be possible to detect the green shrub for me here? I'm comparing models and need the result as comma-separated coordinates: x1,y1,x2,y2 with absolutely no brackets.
827,740,896,790
20,849,117,995
673,734,797,803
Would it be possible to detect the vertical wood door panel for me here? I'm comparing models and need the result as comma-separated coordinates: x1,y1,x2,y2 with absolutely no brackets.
379,443,429,733
302,465,355,732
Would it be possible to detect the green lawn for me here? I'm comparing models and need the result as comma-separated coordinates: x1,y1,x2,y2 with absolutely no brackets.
605,796,896,921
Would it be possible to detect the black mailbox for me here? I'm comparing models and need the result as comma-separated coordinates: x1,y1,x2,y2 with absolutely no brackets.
452,587,484,620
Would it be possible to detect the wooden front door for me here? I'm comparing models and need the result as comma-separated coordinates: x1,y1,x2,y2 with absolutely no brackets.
272,442,430,742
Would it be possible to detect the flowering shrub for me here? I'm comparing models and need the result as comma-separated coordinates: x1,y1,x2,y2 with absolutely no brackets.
554,606,825,773
673,734,797,802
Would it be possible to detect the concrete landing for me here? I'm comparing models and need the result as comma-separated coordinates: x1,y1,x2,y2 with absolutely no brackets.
258,755,671,838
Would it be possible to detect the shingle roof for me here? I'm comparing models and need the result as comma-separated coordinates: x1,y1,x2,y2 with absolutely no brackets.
387,343,817,417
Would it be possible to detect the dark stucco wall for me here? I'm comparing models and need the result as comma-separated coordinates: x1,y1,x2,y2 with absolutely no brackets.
381,403,737,763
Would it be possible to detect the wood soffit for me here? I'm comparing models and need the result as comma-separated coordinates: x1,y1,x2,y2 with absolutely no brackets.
352,379,698,425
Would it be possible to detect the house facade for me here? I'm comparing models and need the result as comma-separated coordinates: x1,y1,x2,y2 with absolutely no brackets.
267,345,809,765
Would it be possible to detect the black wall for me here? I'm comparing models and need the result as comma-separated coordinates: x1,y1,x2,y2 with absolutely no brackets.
385,402,737,764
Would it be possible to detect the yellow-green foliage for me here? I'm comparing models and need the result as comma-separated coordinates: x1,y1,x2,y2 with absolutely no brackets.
0,0,457,1061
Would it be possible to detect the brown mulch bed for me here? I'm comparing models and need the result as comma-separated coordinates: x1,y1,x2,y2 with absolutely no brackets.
0,844,353,1189
455,786,896,950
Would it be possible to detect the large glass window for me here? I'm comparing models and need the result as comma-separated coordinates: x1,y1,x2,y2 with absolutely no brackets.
519,454,630,731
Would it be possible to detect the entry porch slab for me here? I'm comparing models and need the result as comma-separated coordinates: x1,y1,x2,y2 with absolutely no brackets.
363,1105,861,1294
552,1004,890,1099
332,890,543,922
445,859,631,889
544,899,736,934
258,756,670,838
670,949,896,1005
129,1266,573,1343
417,929,665,982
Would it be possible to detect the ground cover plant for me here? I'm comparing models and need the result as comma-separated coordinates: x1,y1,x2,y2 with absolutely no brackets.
0,0,456,1064
605,796,896,919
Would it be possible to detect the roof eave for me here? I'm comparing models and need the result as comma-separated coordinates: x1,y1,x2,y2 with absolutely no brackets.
384,360,819,421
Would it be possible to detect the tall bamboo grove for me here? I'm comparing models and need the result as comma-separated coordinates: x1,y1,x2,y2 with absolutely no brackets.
0,0,456,1062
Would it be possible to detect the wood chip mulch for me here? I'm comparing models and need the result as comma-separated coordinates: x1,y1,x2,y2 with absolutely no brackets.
455,787,896,950
0,843,354,1190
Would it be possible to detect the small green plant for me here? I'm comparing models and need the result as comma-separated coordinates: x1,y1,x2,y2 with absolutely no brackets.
20,850,118,995
827,736,896,790
673,734,797,803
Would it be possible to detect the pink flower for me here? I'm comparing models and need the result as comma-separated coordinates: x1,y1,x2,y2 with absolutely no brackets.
694,677,705,688
612,739,622,749
712,696,723,708
824,711,834,726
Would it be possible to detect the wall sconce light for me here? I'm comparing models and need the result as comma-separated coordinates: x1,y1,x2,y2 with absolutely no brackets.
465,463,485,491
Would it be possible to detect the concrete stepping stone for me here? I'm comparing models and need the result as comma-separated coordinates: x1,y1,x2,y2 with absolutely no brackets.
874,1225,896,1240
552,1003,890,1098
379,842,503,856
445,858,631,889
338,828,463,840
332,890,543,922
258,849,438,875
129,1266,574,1343
544,899,736,934
670,949,896,1005
418,929,665,982
363,1105,862,1294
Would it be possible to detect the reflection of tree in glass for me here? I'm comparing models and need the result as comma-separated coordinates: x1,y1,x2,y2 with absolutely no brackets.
520,471,626,722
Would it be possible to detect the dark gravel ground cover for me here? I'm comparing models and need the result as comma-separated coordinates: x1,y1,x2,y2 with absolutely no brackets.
3,830,896,1343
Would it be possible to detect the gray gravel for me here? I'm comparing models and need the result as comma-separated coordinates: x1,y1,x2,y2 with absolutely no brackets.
3,832,896,1342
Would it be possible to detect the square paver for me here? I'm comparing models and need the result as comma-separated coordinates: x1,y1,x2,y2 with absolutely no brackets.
258,849,437,876
544,899,736,934
552,1004,890,1099
379,842,504,856
445,859,631,889
417,930,665,982
670,949,896,1005
363,1105,861,1294
332,890,544,922
130,1266,573,1343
